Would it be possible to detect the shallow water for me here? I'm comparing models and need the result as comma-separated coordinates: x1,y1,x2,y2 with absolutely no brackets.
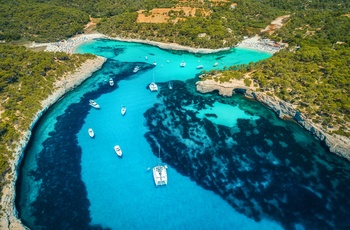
16,39,350,230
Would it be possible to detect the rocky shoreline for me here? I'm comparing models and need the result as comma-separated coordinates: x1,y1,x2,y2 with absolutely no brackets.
2,32,243,230
0,56,106,230
196,79,350,160
3,31,347,229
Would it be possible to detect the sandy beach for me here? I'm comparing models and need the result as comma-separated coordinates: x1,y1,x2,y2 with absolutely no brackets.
236,35,285,54
41,32,282,55
1,33,284,230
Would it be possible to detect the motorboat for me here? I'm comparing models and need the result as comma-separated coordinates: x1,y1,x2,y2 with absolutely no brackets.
109,77,114,86
213,62,219,67
89,100,100,109
153,146,167,186
114,145,122,157
121,106,126,115
196,65,204,69
133,66,139,73
149,82,158,91
180,61,186,67
88,128,94,138
153,62,157,66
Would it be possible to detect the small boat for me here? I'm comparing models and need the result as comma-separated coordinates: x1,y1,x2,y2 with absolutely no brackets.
213,62,219,67
153,146,167,186
168,81,173,89
114,145,122,157
133,66,139,73
89,100,100,109
196,65,204,69
145,56,148,60
180,61,186,67
88,128,94,138
149,82,158,92
109,78,114,86
149,72,158,91
153,62,157,66
121,106,126,115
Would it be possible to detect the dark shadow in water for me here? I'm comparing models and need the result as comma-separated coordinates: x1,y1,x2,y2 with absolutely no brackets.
144,80,350,230
15,58,152,230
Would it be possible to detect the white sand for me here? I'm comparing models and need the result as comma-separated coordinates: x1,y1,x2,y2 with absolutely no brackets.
1,31,284,229
236,35,285,54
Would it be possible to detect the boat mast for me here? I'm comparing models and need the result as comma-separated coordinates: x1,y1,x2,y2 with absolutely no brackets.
158,145,161,166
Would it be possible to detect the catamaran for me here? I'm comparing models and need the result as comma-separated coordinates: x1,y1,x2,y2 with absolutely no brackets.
153,146,168,186
149,72,158,92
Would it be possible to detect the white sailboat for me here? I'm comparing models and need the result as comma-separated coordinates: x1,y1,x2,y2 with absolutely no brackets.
109,77,114,86
133,66,139,73
180,55,186,67
168,81,173,89
153,146,168,186
149,72,158,92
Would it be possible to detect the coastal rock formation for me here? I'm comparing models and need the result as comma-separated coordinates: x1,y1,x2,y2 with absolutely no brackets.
0,56,107,230
196,78,248,97
196,78,350,161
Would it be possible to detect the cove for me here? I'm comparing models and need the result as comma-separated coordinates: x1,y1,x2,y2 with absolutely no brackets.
16,39,350,230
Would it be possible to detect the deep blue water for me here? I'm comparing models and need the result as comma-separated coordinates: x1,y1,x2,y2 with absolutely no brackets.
16,39,350,230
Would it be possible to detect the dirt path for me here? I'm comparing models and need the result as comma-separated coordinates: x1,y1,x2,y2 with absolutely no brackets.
261,15,290,35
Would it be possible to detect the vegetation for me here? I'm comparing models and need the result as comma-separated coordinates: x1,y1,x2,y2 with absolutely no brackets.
0,44,94,190
207,2,350,136
0,0,349,206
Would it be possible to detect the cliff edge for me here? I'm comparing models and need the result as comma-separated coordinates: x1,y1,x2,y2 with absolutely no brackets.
196,78,350,161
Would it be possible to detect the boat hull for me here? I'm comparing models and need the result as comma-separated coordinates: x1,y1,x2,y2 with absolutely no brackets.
88,128,94,138
153,165,167,186
121,106,126,115
114,145,122,157
149,82,158,91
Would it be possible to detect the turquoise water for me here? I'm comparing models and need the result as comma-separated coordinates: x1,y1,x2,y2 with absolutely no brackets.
16,39,350,230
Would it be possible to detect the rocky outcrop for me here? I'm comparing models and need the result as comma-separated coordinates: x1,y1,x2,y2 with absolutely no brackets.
196,78,248,97
196,79,350,161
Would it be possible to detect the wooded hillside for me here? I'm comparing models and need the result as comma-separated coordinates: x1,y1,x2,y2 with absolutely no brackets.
0,0,349,197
